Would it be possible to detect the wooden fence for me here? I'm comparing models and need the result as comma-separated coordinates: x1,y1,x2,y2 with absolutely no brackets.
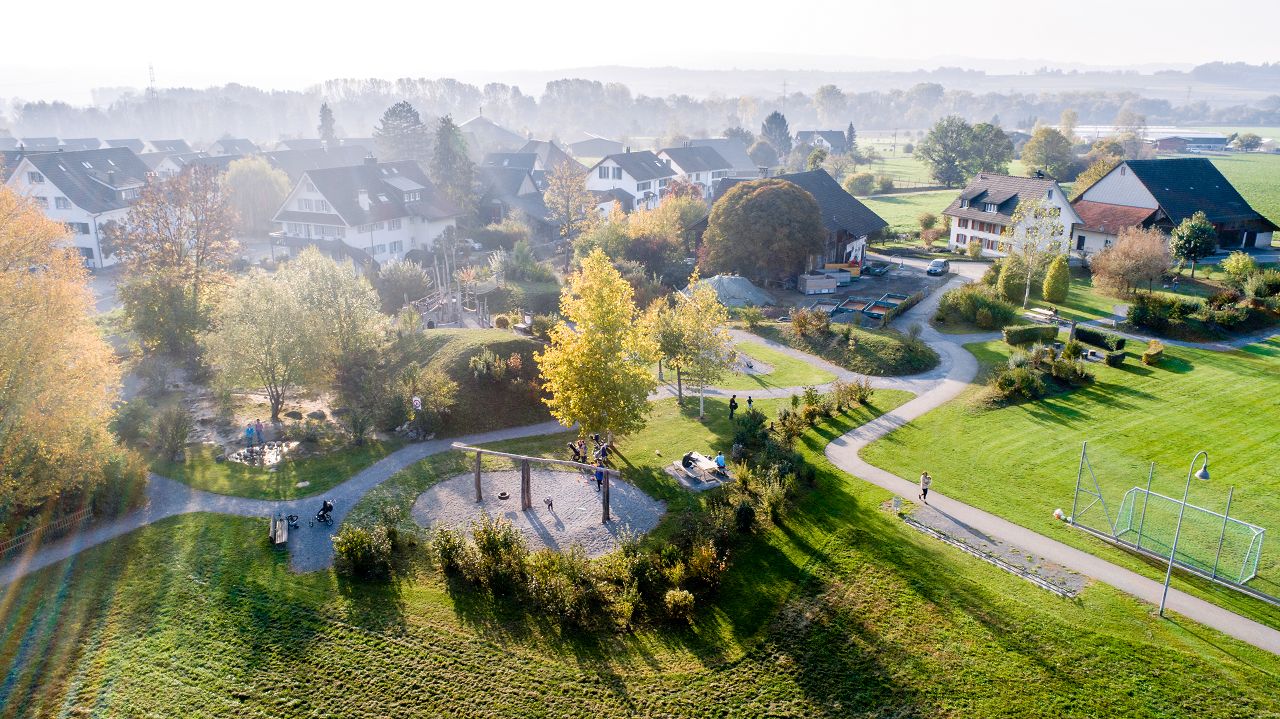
0,508,93,557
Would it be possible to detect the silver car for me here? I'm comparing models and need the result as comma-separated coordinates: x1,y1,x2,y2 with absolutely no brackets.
927,259,950,276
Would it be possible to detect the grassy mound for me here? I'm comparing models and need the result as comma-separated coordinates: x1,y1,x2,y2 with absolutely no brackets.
417,328,553,436
752,322,939,376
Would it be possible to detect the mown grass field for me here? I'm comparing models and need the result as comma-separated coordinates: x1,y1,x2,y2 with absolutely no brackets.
5,393,1280,717
715,340,836,391
1206,152,1280,228
860,190,956,234
155,440,402,500
861,338,1280,628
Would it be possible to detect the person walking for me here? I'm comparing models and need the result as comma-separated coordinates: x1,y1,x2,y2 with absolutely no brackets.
254,419,265,446
919,471,932,503
594,462,605,492
746,396,753,412
728,395,739,420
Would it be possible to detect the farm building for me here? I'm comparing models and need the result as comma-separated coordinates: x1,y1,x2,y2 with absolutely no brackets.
941,173,1079,257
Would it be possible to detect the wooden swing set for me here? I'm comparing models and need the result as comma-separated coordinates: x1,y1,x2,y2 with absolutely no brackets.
450,443,621,523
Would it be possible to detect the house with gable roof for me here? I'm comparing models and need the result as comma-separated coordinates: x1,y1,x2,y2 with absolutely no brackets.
584,150,676,211
795,130,849,155
208,138,260,156
942,173,1081,257
656,145,733,200
271,157,460,267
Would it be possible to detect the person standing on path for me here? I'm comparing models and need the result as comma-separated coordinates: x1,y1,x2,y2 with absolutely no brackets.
746,396,754,412
728,395,739,420
254,419,265,446
244,423,255,447
594,462,605,492
919,471,932,503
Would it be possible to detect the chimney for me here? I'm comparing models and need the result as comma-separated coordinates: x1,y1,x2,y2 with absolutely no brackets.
107,170,116,186
364,154,377,166
625,146,630,154
358,189,370,211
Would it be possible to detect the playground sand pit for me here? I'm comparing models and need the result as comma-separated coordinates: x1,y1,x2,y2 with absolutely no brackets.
411,469,666,557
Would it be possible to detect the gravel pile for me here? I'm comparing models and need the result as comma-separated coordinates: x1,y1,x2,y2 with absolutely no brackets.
411,469,665,557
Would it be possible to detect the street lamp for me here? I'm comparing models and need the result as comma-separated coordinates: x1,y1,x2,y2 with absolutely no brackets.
1159,451,1210,617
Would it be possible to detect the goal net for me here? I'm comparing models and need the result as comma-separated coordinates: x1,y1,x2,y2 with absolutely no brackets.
1115,486,1265,584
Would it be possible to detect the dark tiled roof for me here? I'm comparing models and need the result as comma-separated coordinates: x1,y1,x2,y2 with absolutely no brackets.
182,154,241,173
21,137,60,150
716,169,887,238
262,146,372,182
517,140,585,173
60,138,102,151
284,160,460,226
0,137,17,150
592,188,634,212
459,116,524,149
659,145,731,173
1071,201,1158,234
796,130,847,151
106,139,145,153
482,152,538,171
942,173,1060,224
279,138,325,151
689,138,755,172
1121,158,1277,229
139,152,175,170
148,139,192,153
593,150,675,182
479,166,534,200
20,147,151,214
567,136,624,156
212,138,259,154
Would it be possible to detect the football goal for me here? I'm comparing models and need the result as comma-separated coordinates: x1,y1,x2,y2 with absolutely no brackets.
1114,486,1265,584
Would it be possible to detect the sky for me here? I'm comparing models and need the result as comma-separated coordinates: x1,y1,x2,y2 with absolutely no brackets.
4,0,1278,104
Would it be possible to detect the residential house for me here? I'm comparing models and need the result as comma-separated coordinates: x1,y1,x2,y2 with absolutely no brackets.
517,140,584,177
656,145,732,200
145,139,193,154
460,115,525,154
105,139,145,153
714,169,888,269
1068,201,1159,256
262,145,372,183
567,133,624,159
208,138,259,155
20,137,61,151
60,138,104,151
1072,157,1276,251
477,166,554,235
795,130,848,155
584,150,676,210
689,138,761,179
271,157,460,267
942,173,1081,257
592,188,635,215
3,147,151,268
277,138,325,151
482,153,539,173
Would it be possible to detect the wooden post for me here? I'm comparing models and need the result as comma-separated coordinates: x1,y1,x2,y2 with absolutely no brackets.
521,459,532,510
602,470,611,523
474,452,483,502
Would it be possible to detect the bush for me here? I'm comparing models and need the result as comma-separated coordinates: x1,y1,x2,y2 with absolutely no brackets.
1042,255,1070,303
1128,292,1203,333
1002,324,1060,346
1142,339,1165,366
333,525,395,579
1104,350,1126,367
529,314,556,342
493,314,510,330
935,283,1018,329
1206,288,1242,310
734,500,757,533
1074,325,1125,351
469,515,528,594
790,307,831,338
981,260,1001,286
111,400,151,446
663,588,696,623
151,406,193,461
997,258,1022,303
738,306,764,329
1220,250,1258,286
990,366,1046,402
876,176,895,193
431,526,470,574
1049,358,1094,385
967,240,983,259
843,172,875,195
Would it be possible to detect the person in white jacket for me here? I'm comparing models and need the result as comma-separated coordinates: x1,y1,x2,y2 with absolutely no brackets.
919,472,932,503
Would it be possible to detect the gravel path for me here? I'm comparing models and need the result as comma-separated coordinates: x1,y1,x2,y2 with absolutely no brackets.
411,469,664,557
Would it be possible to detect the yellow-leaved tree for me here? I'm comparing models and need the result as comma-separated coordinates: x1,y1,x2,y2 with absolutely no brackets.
537,248,657,439
677,271,736,419
0,187,123,509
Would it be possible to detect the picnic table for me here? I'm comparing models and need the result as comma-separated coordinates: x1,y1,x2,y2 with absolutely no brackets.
689,452,720,474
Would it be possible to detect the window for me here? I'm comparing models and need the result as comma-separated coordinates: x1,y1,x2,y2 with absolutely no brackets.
33,196,48,208
79,247,95,261
389,240,403,253
299,198,314,211
405,191,420,202
388,218,402,230
636,181,651,192
1046,189,1054,200
959,199,968,208
66,222,90,234
317,199,330,212
612,167,622,180
956,233,967,245
958,218,969,229
55,196,71,210
983,202,997,213
658,178,669,188
372,244,386,255
81,161,93,169
598,167,609,179
122,188,139,200
27,171,44,183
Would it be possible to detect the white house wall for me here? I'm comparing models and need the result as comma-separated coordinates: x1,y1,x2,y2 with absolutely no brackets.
1079,164,1159,209
5,158,121,268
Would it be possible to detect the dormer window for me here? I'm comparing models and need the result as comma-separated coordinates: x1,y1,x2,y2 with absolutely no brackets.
598,167,609,179
377,193,390,202
960,199,968,209
983,202,997,213
1047,189,1054,200
27,171,44,183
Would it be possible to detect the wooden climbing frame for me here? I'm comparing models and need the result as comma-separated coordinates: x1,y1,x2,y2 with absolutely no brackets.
450,443,620,524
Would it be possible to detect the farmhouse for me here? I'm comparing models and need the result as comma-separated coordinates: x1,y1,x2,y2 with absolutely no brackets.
3,147,151,268
795,130,849,155
1147,134,1229,153
460,115,525,153
689,138,762,179
1072,158,1276,249
656,145,733,199
715,169,887,269
942,173,1080,256
477,165,553,234
584,150,675,210
272,157,460,267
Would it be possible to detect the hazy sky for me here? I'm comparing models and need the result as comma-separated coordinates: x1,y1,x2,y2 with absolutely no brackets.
4,0,1278,103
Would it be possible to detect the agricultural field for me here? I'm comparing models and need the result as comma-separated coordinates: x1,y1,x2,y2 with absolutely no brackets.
5,393,1280,717
861,338,1280,628
1206,152,1280,227
860,190,956,234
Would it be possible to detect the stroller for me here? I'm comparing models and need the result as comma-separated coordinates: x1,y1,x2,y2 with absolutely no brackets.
314,499,335,526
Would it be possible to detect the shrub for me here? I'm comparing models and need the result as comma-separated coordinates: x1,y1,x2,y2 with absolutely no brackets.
493,314,510,329
1042,255,1070,303
664,589,696,623
876,176,895,193
469,515,528,594
1206,288,1242,309
1220,250,1258,286
151,406,193,461
1062,339,1085,361
981,260,1002,286
1256,268,1280,298
111,400,151,446
333,525,395,579
734,500,757,533
1142,340,1165,366
529,314,556,342
1104,350,1126,367
790,308,831,338
990,366,1046,402
935,283,1018,329
468,347,507,381
1002,324,1060,346
975,308,995,329
1049,358,1094,385
1128,292,1203,332
1074,326,1125,351
967,240,983,259
843,172,875,196
738,306,764,329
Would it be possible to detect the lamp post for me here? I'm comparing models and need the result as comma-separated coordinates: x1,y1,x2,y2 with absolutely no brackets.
1159,451,1210,617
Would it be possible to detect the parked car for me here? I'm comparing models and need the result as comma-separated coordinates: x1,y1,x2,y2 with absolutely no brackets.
926,259,950,276
459,238,484,251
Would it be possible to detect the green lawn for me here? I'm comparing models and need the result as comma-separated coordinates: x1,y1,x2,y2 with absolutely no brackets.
6,391,1280,716
750,322,939,377
860,191,955,234
154,440,402,500
1205,153,1280,228
862,338,1280,627
714,340,836,391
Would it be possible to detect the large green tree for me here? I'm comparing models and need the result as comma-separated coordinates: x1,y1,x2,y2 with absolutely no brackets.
1169,211,1218,277
224,155,290,236
430,115,476,221
760,111,792,156
969,123,1015,175
701,178,824,281
916,116,974,187
374,100,432,163
747,140,779,168
537,248,657,439
1021,127,1076,178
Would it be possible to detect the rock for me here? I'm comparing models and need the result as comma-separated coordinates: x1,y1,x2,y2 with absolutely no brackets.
214,454,226,463
306,410,327,420
284,410,304,420
331,407,350,417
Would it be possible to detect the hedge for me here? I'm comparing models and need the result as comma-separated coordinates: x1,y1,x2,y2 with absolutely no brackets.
1002,324,1060,346
1104,350,1126,367
1075,326,1126,351
1142,340,1164,366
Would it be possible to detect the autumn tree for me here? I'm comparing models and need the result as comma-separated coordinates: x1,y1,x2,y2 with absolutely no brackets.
430,115,477,220
746,141,777,168
1169,210,1218,277
224,155,291,237
318,102,337,146
376,259,433,313
206,271,317,421
109,166,239,354
761,111,792,156
544,160,597,270
0,187,125,511
537,248,657,439
969,123,1015,174
1021,126,1075,178
724,126,754,147
374,100,432,163
1232,133,1263,151
806,147,829,171
1090,227,1171,295
1070,154,1120,200
1059,109,1079,140
701,178,824,281
675,272,736,418
1002,198,1066,307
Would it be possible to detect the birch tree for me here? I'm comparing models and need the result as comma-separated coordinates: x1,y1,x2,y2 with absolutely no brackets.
1003,198,1065,308
676,272,736,419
